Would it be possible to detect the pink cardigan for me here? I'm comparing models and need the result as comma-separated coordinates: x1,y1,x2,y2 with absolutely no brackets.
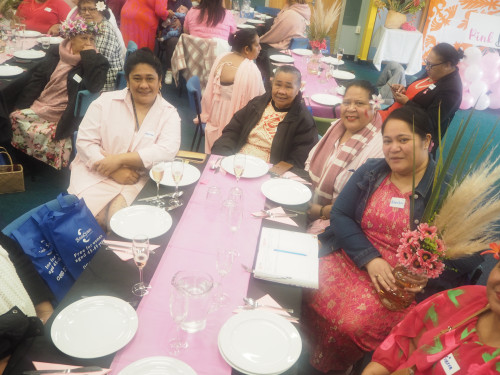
183,8,237,40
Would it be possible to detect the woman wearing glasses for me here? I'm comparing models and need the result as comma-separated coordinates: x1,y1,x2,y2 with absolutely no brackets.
380,43,463,148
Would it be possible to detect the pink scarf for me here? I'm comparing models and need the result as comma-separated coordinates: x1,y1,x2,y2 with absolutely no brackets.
307,112,383,205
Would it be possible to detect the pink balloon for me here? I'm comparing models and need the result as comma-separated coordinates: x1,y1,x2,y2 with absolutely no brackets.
483,69,500,84
489,92,500,109
474,94,490,111
461,80,469,91
460,92,475,110
482,53,500,68
464,64,484,82
469,80,488,99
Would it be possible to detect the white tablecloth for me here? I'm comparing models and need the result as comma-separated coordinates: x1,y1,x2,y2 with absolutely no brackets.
372,27,423,76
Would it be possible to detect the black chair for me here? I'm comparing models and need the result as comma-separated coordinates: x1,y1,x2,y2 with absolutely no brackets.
186,76,205,152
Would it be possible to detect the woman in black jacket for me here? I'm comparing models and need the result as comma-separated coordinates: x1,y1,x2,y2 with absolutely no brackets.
10,17,109,170
211,65,317,169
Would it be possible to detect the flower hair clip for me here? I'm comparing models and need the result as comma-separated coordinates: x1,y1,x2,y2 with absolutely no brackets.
60,17,101,38
370,94,384,110
481,242,500,260
96,1,106,12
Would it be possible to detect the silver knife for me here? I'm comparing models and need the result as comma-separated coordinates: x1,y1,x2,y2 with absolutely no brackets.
23,366,103,374
137,191,183,202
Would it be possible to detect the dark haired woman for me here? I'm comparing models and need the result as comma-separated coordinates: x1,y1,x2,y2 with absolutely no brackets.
183,0,236,40
202,28,265,153
301,106,482,374
68,48,181,230
120,0,168,50
380,43,464,146
304,80,384,234
68,0,125,90
16,0,70,34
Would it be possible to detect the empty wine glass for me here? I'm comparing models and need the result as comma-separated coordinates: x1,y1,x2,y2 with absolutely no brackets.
132,235,150,297
151,161,165,207
213,247,234,306
169,158,184,207
169,278,189,355
233,153,246,184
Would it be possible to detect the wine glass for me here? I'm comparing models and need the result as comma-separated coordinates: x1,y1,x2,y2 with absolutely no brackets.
222,199,242,233
131,235,150,297
233,153,246,184
151,161,165,207
213,247,234,306
336,47,344,69
169,158,184,207
168,280,189,355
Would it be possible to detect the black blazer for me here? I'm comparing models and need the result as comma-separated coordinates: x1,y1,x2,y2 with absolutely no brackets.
14,44,109,140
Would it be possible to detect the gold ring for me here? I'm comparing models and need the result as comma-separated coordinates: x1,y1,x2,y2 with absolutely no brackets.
419,285,423,289
375,274,380,278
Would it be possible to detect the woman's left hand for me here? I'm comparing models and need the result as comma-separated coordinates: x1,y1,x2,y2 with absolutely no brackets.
93,154,123,176
393,92,409,105
47,24,60,36
365,258,397,293
307,203,322,220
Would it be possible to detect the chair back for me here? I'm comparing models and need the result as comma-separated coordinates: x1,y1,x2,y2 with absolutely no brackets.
186,76,205,151
74,90,100,119
126,40,138,60
313,116,333,136
290,38,309,50
255,5,280,16
115,71,126,90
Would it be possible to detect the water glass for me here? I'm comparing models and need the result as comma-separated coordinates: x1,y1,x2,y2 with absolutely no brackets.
205,186,222,217
131,235,150,297
169,280,189,355
41,35,51,50
222,199,242,233
228,186,243,204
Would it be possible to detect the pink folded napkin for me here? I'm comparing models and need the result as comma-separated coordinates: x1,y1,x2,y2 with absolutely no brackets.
103,240,160,261
33,361,110,374
251,207,298,227
282,171,311,185
233,294,298,323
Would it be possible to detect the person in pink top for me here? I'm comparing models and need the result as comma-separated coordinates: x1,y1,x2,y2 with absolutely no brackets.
16,0,71,35
183,0,236,40
68,49,181,230
202,28,265,153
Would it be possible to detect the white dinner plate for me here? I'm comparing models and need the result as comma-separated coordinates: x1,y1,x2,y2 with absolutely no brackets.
51,296,138,359
13,50,46,59
149,162,201,187
220,154,269,178
311,93,342,106
256,14,272,19
0,65,24,77
110,205,173,239
246,19,264,24
237,24,255,29
331,70,355,80
118,356,197,375
218,310,302,375
20,30,41,38
261,178,312,205
37,36,63,44
291,48,312,56
320,56,344,65
269,54,294,64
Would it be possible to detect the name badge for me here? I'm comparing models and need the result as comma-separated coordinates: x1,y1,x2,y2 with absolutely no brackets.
428,84,436,90
440,353,460,375
144,131,155,137
44,7,52,11
390,197,405,209
73,74,82,83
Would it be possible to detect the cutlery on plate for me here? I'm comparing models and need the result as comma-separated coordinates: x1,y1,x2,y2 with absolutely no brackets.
264,203,305,215
252,210,298,218
212,156,223,174
137,191,184,202
22,366,103,374
165,202,183,211
243,297,294,313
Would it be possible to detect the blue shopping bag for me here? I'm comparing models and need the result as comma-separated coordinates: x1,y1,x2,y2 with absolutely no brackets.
36,194,105,280
10,217,75,301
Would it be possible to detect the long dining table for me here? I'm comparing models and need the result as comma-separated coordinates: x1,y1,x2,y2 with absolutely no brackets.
9,155,308,375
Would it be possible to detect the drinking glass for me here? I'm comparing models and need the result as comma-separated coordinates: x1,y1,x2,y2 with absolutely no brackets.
228,186,243,204
213,247,234,306
15,22,25,51
205,186,222,217
41,35,51,50
131,235,150,296
169,158,184,207
233,153,246,184
151,161,165,207
168,281,189,355
336,47,344,69
222,199,242,233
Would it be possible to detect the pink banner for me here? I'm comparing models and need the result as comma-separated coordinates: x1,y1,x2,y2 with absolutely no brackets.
111,155,270,374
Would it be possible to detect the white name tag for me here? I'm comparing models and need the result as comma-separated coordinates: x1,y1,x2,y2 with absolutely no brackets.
429,84,436,90
390,197,406,209
440,353,460,375
73,74,82,83
144,131,155,137
44,7,52,11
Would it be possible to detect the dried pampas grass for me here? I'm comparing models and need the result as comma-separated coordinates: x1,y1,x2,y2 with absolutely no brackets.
307,0,341,41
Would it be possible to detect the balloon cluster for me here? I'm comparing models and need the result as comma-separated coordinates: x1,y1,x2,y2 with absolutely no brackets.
458,47,500,110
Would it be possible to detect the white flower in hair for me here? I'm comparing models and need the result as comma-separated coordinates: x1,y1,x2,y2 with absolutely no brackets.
370,94,384,110
96,1,106,11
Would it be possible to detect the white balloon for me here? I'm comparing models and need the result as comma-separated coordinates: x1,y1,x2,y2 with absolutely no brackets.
469,80,488,99
464,46,482,65
464,64,484,82
474,94,490,110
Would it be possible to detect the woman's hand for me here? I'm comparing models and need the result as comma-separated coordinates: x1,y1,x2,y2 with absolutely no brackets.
35,301,54,325
307,203,322,220
110,167,140,185
393,91,409,105
365,258,397,293
390,84,406,95
47,24,60,35
93,154,123,176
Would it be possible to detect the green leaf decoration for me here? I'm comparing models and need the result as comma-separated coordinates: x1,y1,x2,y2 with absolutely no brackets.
460,327,476,340
426,336,443,354
424,304,438,327
447,289,465,307
483,348,500,363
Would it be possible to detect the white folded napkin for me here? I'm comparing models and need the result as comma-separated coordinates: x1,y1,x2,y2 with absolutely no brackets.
103,240,160,261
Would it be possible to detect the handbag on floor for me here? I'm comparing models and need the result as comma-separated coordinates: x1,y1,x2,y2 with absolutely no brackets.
0,147,24,194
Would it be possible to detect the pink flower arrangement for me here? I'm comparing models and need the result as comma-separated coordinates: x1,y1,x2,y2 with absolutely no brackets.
397,223,447,278
309,39,327,51
401,22,416,31
60,17,101,38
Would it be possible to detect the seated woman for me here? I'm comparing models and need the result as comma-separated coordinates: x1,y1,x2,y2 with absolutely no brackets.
68,0,125,91
305,80,384,234
68,48,181,230
10,18,109,170
0,233,54,375
301,106,482,374
363,259,500,374
202,28,265,153
15,0,70,35
183,0,236,41
211,65,317,169
380,43,463,148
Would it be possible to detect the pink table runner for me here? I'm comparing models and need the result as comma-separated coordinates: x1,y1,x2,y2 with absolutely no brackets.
0,38,40,64
111,155,270,374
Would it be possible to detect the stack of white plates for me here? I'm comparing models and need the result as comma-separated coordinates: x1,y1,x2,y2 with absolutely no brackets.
218,310,302,375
